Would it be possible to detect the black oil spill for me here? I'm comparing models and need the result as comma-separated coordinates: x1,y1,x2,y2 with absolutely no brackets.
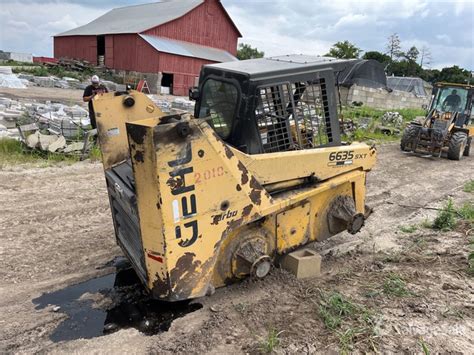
32,258,202,342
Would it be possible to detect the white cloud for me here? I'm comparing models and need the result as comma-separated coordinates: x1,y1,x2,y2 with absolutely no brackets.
435,34,451,43
0,0,472,70
0,2,106,56
334,14,369,28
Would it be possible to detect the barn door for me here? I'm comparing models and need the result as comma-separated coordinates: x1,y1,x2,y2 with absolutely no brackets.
105,36,114,68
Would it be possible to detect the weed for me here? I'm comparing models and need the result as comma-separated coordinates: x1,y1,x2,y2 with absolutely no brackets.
399,225,418,234
319,292,359,330
419,337,430,355
258,328,282,353
420,218,433,229
382,273,411,297
318,291,377,353
88,145,102,162
458,202,474,222
432,199,457,231
463,180,474,193
0,138,78,167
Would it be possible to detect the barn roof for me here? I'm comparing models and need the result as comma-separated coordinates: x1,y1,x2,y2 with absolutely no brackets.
56,0,241,37
140,34,236,63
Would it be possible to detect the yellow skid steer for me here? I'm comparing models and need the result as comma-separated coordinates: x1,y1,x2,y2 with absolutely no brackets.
94,56,376,301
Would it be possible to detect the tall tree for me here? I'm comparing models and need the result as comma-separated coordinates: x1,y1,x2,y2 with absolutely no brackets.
419,46,432,68
362,51,391,65
325,40,361,59
436,66,471,84
386,33,402,61
405,46,419,62
237,43,264,60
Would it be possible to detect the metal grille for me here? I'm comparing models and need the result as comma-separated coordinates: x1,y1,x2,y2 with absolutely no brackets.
255,79,332,153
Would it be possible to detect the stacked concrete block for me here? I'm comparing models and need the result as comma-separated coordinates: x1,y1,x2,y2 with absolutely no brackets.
347,85,429,110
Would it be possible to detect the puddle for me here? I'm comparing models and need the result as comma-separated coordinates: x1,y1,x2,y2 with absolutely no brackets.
32,259,202,342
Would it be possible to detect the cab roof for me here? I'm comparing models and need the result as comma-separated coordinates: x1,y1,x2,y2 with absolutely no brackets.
204,54,361,80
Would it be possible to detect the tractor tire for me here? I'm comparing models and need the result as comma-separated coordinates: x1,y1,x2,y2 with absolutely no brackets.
400,125,418,152
447,132,468,161
463,137,471,157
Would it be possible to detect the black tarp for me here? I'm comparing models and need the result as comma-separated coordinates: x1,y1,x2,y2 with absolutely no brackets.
336,59,387,89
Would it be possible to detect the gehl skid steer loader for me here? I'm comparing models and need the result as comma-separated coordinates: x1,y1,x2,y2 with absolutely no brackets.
94,55,376,302
400,82,474,160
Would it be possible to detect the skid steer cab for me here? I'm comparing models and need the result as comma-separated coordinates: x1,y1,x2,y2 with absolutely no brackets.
94,55,376,302
400,82,474,160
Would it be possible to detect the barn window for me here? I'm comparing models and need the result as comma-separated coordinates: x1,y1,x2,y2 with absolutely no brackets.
199,79,239,139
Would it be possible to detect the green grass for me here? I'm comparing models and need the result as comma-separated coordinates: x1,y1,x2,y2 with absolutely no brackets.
0,138,99,168
11,63,123,84
458,202,474,222
12,65,88,81
342,106,425,122
318,291,377,353
399,224,418,234
258,328,282,353
432,199,457,231
340,106,425,144
0,60,41,67
419,337,430,355
382,273,412,297
463,180,474,193
88,145,102,162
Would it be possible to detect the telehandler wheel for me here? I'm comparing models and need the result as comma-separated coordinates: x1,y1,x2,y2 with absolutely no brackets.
400,125,418,152
463,137,471,157
447,132,468,161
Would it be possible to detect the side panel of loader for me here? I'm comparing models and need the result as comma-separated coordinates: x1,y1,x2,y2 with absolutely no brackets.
127,116,374,301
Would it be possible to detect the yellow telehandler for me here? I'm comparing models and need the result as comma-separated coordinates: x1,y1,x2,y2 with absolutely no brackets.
401,82,474,159
94,55,376,301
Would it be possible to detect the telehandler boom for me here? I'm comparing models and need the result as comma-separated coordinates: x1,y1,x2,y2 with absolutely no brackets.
94,55,376,301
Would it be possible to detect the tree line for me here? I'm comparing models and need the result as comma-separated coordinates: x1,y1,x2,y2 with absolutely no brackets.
237,34,472,85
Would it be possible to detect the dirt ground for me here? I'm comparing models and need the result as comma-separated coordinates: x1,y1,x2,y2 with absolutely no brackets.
0,87,85,104
0,143,473,354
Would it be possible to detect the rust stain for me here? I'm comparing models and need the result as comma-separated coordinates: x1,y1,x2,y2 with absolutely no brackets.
237,161,249,185
127,123,147,145
168,252,203,300
133,150,144,163
249,177,262,205
224,145,234,159
242,204,253,217
151,271,170,299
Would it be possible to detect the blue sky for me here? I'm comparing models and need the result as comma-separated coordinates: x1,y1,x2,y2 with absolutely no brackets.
0,0,472,70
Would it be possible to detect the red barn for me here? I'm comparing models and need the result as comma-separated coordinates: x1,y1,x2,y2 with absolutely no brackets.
54,0,241,95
